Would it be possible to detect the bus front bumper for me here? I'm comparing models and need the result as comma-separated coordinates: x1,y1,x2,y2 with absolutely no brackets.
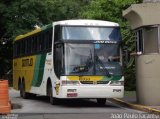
58,85,124,99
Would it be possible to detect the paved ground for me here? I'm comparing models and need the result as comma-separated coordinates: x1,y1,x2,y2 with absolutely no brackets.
8,89,143,113
0,89,159,119
0,88,148,119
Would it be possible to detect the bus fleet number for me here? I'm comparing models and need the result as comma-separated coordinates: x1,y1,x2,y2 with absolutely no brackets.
79,77,90,81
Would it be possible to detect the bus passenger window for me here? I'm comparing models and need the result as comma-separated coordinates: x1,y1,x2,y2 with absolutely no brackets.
49,31,52,50
13,44,17,57
31,37,34,53
41,34,45,51
36,36,40,52
45,30,52,51
45,32,49,50
54,44,63,78
33,36,37,53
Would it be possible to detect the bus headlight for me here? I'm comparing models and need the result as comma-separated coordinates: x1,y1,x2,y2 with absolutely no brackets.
110,81,124,86
61,80,80,86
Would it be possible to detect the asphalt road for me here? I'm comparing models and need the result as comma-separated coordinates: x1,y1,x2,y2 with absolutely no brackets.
3,88,145,119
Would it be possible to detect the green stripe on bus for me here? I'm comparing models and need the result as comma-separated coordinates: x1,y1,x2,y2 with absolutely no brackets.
32,55,41,86
102,76,122,81
36,54,46,86
41,24,52,31
32,54,46,87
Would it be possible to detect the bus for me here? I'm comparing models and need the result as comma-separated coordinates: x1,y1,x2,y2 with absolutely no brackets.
13,19,124,105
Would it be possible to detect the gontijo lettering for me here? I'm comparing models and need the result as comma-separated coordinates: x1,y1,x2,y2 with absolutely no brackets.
22,58,33,67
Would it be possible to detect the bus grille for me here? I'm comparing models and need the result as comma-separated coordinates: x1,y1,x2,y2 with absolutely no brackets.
80,81,110,84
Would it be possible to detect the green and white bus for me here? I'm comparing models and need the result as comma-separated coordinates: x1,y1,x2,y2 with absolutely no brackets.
13,20,124,105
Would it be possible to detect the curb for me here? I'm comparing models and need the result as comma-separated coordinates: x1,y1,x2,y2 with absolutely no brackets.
111,98,160,114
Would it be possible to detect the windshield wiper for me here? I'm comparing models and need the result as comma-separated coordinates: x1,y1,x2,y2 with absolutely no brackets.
95,55,111,77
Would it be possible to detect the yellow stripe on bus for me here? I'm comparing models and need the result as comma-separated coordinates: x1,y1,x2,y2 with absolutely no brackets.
15,28,41,41
67,76,104,81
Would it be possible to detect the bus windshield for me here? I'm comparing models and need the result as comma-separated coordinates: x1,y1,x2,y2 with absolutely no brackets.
64,43,122,76
62,26,121,41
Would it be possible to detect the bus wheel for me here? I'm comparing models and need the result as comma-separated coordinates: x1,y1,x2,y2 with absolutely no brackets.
20,81,23,98
48,84,59,105
20,81,29,99
97,98,106,105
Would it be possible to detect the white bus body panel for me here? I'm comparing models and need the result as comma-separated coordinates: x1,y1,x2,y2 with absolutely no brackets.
59,85,124,98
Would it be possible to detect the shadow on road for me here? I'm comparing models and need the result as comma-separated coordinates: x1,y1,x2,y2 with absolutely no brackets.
16,95,120,108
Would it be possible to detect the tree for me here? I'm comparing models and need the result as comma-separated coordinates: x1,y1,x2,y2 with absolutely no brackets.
0,0,142,89
1,0,89,38
80,0,142,90
0,0,89,77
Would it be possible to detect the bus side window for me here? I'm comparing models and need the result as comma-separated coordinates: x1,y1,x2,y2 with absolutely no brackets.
13,43,17,58
22,39,24,55
32,34,41,54
45,30,52,51
33,36,37,53
31,37,34,54
36,35,40,53
40,34,43,52
49,30,52,50
16,43,18,57
28,38,32,55
54,44,64,78
54,25,61,43
26,38,31,55
40,34,44,52
20,41,22,56
46,31,50,50
39,35,41,52
25,39,28,55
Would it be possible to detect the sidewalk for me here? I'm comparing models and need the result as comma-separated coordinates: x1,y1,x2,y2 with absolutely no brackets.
111,91,160,114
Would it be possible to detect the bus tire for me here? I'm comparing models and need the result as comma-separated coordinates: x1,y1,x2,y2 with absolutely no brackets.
47,83,59,105
19,79,23,97
97,98,106,105
20,80,29,99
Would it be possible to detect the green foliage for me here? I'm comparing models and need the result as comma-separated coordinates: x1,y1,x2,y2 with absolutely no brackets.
0,0,142,89
0,0,88,77
1,0,88,39
80,0,142,91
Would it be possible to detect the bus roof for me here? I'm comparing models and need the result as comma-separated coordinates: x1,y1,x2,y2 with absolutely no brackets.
15,24,52,41
15,19,119,41
53,19,119,27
